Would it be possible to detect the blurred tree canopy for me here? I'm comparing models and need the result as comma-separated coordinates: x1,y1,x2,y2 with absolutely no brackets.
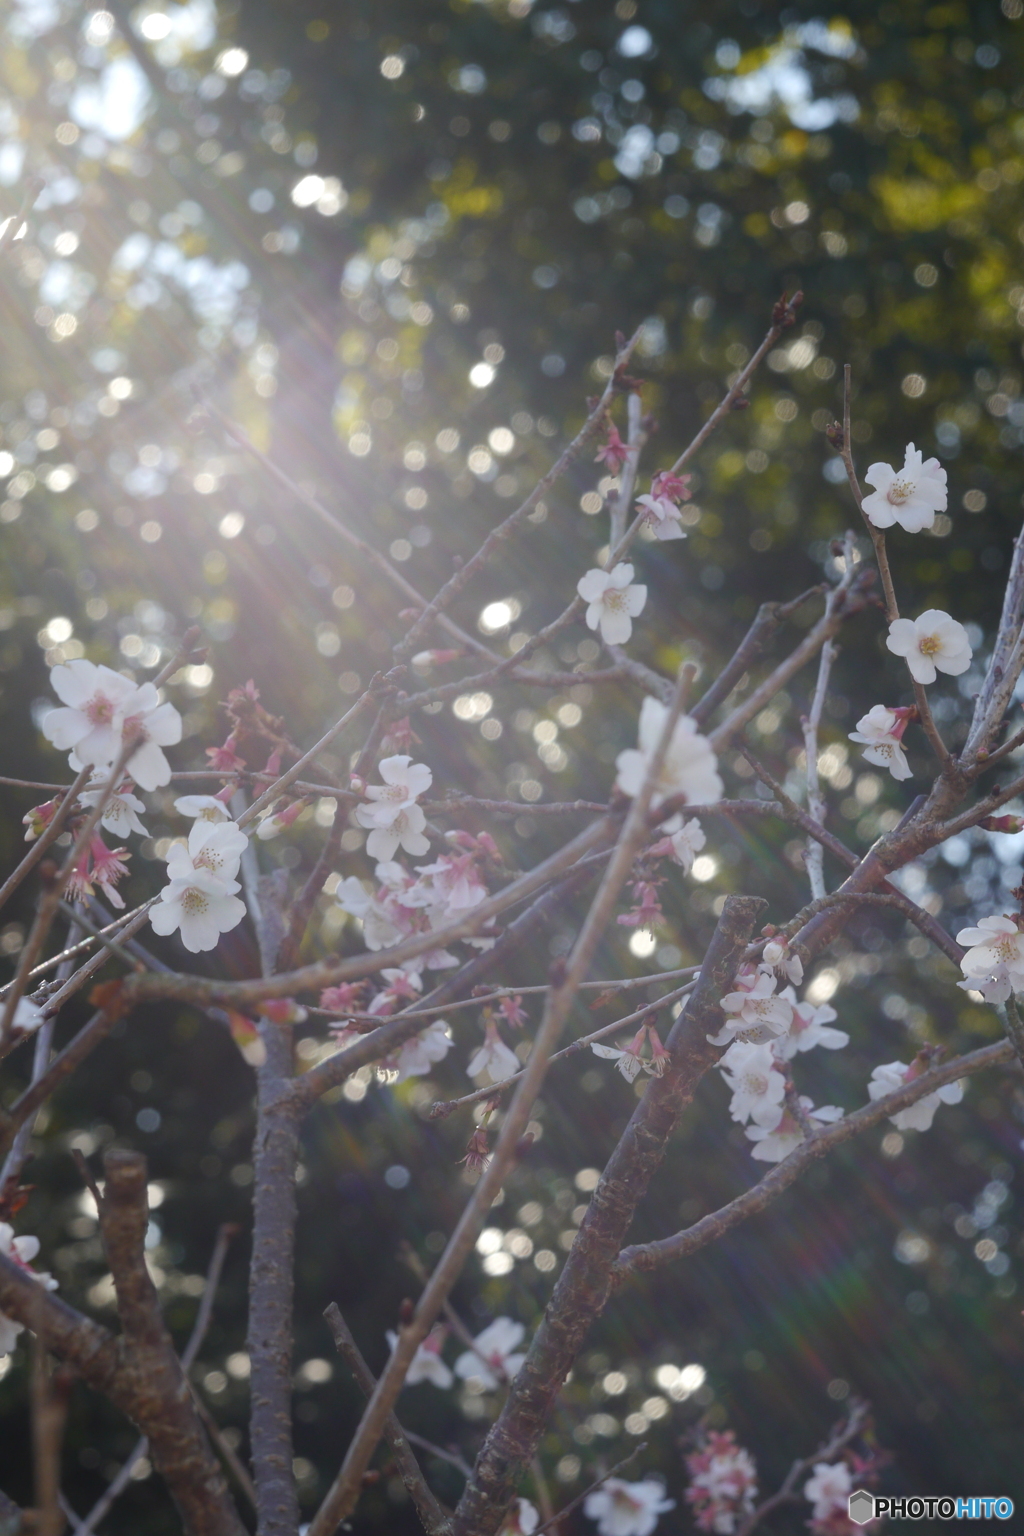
2,0,1024,1529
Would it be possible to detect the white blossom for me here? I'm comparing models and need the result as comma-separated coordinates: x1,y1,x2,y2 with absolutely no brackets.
956,915,1024,996
577,563,648,645
386,1327,453,1388
760,940,803,986
885,610,972,685
392,1021,452,1081
500,1498,539,1536
0,1225,57,1356
635,492,687,541
708,972,794,1047
335,875,404,952
868,1060,963,1132
174,794,233,823
149,864,247,954
167,820,248,886
718,1042,786,1126
848,705,913,780
10,998,44,1036
80,779,150,839
746,1101,843,1162
615,697,723,809
467,1022,520,1084
861,444,947,533
41,660,137,769
354,755,432,861
776,993,849,1060
453,1317,526,1389
804,1462,852,1522
583,1478,675,1536
654,814,705,873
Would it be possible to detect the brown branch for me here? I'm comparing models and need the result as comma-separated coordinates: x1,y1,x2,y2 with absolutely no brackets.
450,893,765,1536
0,1010,119,1159
30,1335,74,1536
613,1039,1013,1281
324,1303,453,1536
690,588,824,728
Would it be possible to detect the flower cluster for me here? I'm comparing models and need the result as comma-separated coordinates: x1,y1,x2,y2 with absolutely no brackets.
353,755,432,861
848,705,915,782
42,659,182,791
956,914,1024,1004
685,1430,758,1534
150,815,248,954
636,469,692,542
868,1056,964,1133
389,1316,527,1396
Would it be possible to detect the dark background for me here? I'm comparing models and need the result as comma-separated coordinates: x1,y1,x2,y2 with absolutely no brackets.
1,0,1024,1529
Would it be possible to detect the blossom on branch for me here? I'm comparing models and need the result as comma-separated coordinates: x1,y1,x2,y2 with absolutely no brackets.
885,610,972,685
80,778,149,839
500,1498,539,1536
584,1479,675,1536
386,1325,453,1388
389,1021,452,1081
867,1060,963,1132
592,1023,669,1081
746,1100,843,1162
708,972,793,1047
776,993,849,1060
718,1041,787,1126
861,444,947,533
104,683,182,791
804,1462,853,1524
685,1431,757,1534
615,697,723,809
354,755,432,861
174,794,233,823
649,814,706,873
467,1019,520,1084
149,864,246,953
595,422,629,473
167,819,248,885
956,915,1024,999
0,1225,57,1356
67,835,131,909
453,1317,526,1389
9,998,43,1037
760,939,803,986
848,704,914,780
577,563,648,645
42,660,137,769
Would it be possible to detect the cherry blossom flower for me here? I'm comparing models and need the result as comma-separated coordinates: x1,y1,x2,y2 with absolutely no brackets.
386,1325,453,1388
956,915,1024,996
368,967,423,1017
746,1100,843,1162
760,939,803,986
174,794,233,823
595,422,629,473
390,1021,452,1081
453,1317,526,1388
615,697,723,809
255,799,308,840
649,814,706,873
90,682,182,791
22,797,60,841
885,610,972,685
167,820,248,886
848,704,914,780
577,563,648,645
776,993,849,1060
685,1431,758,1534
41,660,137,770
867,1060,963,1132
498,995,528,1031
320,982,368,1014
467,1019,520,1084
413,851,488,914
651,470,692,503
67,835,131,909
861,444,946,533
9,998,44,1037
592,1023,667,1082
500,1497,539,1536
616,879,664,930
635,490,688,542
149,864,246,953
205,736,246,773
708,972,794,1047
804,1462,853,1523
0,1225,57,1356
584,1478,675,1536
80,779,149,839
718,1042,786,1126
335,875,405,951
354,755,432,861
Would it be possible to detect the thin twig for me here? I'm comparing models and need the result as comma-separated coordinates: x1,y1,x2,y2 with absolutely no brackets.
0,762,94,918
802,638,836,901
531,1444,647,1536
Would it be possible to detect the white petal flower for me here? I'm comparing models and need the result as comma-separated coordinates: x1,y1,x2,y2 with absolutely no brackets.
41,660,137,768
956,915,1024,994
708,972,793,1046
804,1462,852,1521
174,794,234,823
0,1222,58,1357
655,814,705,873
577,563,648,646
861,444,946,533
11,998,44,1036
760,940,803,986
583,1478,675,1536
393,1021,452,1081
591,1040,645,1082
166,820,249,885
500,1497,540,1536
745,1100,843,1162
868,1060,963,1132
615,698,722,809
718,1042,786,1126
467,1025,520,1085
849,705,913,780
776,993,849,1060
363,803,431,862
355,756,433,860
453,1317,526,1389
80,779,150,838
635,493,687,542
885,610,972,686
80,683,182,791
386,1327,453,1389
149,864,247,953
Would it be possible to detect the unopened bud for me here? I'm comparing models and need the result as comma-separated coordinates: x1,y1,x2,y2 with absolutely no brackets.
398,1297,414,1325
729,394,750,410
980,814,1024,834
825,422,845,450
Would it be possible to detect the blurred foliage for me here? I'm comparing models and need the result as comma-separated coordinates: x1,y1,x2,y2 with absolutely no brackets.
2,0,1024,1530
